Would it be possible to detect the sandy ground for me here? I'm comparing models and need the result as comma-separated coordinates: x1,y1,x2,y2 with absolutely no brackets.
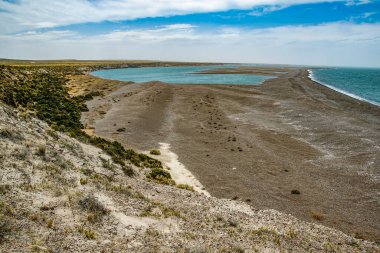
81,67,380,241
157,142,211,196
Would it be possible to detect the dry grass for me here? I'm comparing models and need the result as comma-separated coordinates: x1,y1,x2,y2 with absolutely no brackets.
36,144,46,157
311,211,325,221
177,184,195,192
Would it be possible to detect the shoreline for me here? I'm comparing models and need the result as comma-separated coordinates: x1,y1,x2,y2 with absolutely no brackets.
80,67,380,241
307,69,380,107
90,65,379,108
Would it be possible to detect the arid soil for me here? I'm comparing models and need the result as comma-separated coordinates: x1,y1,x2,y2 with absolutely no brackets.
4,101,380,252
81,67,380,241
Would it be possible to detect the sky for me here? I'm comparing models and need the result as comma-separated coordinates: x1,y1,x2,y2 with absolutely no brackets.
0,0,379,67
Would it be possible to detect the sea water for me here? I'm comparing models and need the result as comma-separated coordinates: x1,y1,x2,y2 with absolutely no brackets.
91,65,274,85
309,68,380,106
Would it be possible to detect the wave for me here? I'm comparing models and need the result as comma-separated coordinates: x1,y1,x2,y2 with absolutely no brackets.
307,70,380,107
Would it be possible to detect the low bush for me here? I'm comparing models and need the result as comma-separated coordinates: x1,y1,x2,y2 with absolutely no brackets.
147,168,175,185
84,229,96,239
149,168,171,179
121,166,135,177
80,178,88,185
150,149,161,155
177,184,194,192
291,190,301,195
126,149,163,168
79,194,109,220
36,144,46,157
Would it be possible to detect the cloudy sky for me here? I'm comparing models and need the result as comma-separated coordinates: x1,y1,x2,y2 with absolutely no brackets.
0,0,379,67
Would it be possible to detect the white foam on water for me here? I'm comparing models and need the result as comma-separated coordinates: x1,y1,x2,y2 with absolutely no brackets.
307,70,380,107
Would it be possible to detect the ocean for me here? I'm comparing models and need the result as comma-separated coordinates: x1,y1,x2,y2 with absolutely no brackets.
91,65,274,85
309,68,380,106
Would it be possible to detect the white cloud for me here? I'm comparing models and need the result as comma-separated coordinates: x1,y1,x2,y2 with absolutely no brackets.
12,30,79,41
0,0,348,33
345,0,372,6
362,12,376,18
1,22,379,67
248,5,288,16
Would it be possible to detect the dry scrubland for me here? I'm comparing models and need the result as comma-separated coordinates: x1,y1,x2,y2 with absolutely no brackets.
0,61,379,252
2,98,379,252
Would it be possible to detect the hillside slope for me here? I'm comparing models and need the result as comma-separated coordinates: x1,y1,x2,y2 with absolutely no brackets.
0,103,379,252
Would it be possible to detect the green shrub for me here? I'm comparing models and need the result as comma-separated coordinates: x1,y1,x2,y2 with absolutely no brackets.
126,149,162,168
177,184,194,192
149,168,171,179
150,149,161,155
147,168,175,185
84,229,96,239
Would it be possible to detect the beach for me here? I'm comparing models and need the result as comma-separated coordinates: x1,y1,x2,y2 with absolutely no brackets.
81,67,380,241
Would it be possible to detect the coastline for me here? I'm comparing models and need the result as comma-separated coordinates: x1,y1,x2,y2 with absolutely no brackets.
91,65,379,107
307,69,380,107
80,67,380,241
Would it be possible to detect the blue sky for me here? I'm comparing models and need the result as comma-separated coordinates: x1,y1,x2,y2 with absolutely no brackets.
0,0,379,67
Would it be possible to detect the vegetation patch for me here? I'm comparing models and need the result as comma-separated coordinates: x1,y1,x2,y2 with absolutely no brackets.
140,202,182,219
311,211,325,221
177,184,194,192
36,144,46,157
77,226,96,240
121,166,135,177
126,149,163,168
0,65,163,169
80,178,88,185
0,127,23,141
147,168,175,185
79,194,109,223
116,127,126,132
291,189,300,195
251,227,280,239
150,149,161,155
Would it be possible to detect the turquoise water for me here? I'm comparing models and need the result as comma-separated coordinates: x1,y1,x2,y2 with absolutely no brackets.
91,65,274,85
310,68,380,106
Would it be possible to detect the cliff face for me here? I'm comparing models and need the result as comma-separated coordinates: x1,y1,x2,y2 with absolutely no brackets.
0,102,378,252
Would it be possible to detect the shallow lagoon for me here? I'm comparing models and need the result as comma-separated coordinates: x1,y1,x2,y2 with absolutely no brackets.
91,65,274,85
